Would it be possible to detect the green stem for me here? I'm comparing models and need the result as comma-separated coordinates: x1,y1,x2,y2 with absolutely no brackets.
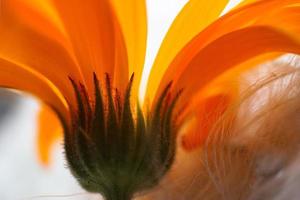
104,189,133,200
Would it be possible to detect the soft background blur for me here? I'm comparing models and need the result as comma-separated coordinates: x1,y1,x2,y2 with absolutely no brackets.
0,0,244,199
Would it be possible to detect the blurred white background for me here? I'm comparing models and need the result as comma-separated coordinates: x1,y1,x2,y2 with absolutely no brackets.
0,0,241,199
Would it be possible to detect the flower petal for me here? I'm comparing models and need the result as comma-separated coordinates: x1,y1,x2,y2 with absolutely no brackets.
145,0,230,104
237,0,263,8
175,26,300,108
37,104,63,165
148,0,300,104
0,8,83,107
111,0,147,97
3,0,68,47
0,58,68,117
0,57,68,164
51,0,129,92
178,26,300,150
180,52,283,151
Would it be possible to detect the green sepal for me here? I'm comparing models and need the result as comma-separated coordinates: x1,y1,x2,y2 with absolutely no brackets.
64,74,181,200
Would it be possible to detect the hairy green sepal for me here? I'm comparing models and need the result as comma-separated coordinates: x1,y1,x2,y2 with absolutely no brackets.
64,73,181,200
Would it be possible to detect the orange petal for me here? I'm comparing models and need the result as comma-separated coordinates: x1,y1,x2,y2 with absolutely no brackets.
0,7,83,107
180,52,291,151
236,0,264,8
145,0,230,104
173,26,300,107
3,0,68,48
51,0,129,92
37,104,63,165
179,51,282,150
0,58,68,120
177,25,300,151
111,0,147,98
150,0,300,105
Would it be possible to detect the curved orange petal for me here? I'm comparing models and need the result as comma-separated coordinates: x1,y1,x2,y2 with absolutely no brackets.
111,0,147,98
0,57,69,164
173,26,300,108
180,53,280,150
0,58,68,119
0,9,83,107
37,104,63,165
181,54,299,152
7,0,130,92
3,0,68,47
145,0,230,104
175,26,300,151
179,52,281,118
51,0,129,92
148,0,300,105
237,0,262,8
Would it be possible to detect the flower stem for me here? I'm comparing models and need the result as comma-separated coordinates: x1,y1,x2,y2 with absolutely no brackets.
105,190,132,200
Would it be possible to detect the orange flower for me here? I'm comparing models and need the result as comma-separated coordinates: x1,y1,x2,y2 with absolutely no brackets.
0,0,300,199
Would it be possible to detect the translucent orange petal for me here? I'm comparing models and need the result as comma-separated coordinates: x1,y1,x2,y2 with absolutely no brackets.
51,0,129,92
173,27,300,108
0,58,68,164
111,0,147,98
236,0,262,8
3,0,68,47
0,58,68,119
145,0,230,105
0,10,82,107
149,0,300,105
176,25,300,150
37,104,63,165
180,53,280,150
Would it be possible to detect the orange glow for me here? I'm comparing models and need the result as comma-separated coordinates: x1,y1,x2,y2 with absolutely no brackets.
0,0,299,164
37,105,63,165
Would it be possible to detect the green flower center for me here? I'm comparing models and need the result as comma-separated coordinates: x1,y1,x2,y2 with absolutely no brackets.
64,73,181,200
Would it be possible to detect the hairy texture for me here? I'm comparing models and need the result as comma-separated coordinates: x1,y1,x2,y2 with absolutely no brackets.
64,73,181,200
139,57,300,200
204,59,300,200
